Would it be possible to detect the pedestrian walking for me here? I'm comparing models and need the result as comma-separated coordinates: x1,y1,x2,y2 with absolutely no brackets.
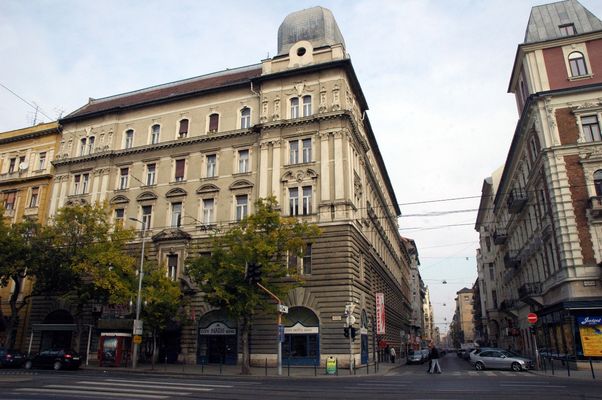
390,347,396,363
429,344,442,374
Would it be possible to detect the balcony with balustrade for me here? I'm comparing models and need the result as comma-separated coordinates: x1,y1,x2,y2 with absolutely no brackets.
507,188,528,214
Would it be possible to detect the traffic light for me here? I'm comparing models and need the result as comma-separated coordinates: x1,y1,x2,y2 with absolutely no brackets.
350,327,356,340
529,326,536,335
245,262,262,284
344,327,350,338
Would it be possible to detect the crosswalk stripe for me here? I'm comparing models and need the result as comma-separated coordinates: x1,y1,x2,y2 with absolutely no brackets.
104,378,233,388
14,388,168,399
484,371,496,376
78,381,213,392
45,384,188,396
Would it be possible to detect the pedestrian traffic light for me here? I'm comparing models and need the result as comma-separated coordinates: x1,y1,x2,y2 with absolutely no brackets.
245,262,262,284
344,327,350,338
350,327,356,340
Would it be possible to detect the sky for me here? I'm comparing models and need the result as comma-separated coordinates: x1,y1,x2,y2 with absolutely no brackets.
2,0,601,336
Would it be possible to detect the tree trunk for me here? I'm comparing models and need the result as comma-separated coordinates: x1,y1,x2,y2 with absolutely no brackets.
240,315,251,375
6,275,24,349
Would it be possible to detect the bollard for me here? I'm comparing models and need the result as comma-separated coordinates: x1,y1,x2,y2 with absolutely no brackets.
288,357,291,377
336,358,339,376
314,360,317,376
366,362,369,375
590,358,596,380
164,356,168,372
265,358,268,376
220,358,223,375
566,354,570,377
201,360,204,374
551,356,555,376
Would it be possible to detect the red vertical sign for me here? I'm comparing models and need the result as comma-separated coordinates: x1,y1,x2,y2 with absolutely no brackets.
376,293,386,335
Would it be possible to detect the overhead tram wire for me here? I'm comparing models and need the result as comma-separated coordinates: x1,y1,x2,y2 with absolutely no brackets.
0,82,52,121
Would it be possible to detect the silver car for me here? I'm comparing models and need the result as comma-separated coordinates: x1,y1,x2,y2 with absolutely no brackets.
471,349,533,371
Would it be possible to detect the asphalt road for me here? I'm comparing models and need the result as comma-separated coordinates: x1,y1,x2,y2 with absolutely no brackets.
0,355,599,400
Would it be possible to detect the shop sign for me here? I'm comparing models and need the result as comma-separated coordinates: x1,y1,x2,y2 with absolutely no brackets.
199,322,236,336
577,316,602,357
284,322,319,334
376,293,386,335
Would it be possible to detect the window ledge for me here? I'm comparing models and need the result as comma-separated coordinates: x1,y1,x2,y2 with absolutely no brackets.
569,73,593,82
115,188,129,193
170,180,187,185
233,171,252,177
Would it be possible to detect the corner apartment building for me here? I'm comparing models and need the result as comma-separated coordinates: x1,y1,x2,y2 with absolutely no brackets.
476,0,602,360
0,121,61,349
29,7,412,367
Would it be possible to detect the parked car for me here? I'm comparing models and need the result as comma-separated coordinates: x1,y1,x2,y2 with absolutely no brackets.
25,349,81,371
406,348,427,364
0,348,26,368
471,349,533,371
458,348,474,360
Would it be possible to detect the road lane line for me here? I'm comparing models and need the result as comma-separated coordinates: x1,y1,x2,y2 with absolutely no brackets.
104,378,233,388
14,388,168,399
78,381,214,391
45,384,191,395
500,384,567,388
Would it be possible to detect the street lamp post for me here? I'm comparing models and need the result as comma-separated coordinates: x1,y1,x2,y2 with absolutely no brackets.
129,217,146,369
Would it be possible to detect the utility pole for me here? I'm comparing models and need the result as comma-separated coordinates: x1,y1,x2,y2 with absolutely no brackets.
256,282,287,376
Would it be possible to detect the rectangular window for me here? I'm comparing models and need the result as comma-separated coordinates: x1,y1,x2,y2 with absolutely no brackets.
38,152,47,170
4,191,16,210
203,198,214,224
151,125,160,144
206,154,217,178
88,136,95,154
238,149,249,173
167,254,178,281
8,158,16,173
73,175,81,195
488,263,495,280
179,119,189,138
29,187,39,208
236,195,248,221
302,244,312,275
302,139,311,163
175,159,185,182
146,163,156,186
142,205,152,230
288,252,298,272
209,114,219,132
115,208,125,226
291,98,300,119
119,167,129,190
559,23,576,36
492,290,498,309
80,138,87,156
171,202,182,227
289,187,299,215
289,141,299,164
302,186,312,215
302,96,312,117
241,108,251,129
125,130,134,149
82,173,89,193
582,115,602,142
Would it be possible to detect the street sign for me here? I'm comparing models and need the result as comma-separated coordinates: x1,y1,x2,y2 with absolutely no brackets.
133,335,142,344
133,319,143,335
278,324,285,343
277,304,289,314
527,313,538,324
376,293,386,334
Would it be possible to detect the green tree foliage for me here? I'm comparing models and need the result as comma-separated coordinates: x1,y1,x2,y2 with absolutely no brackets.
140,261,185,367
186,197,320,374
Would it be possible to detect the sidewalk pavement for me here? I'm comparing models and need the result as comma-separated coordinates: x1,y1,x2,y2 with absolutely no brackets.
530,358,599,381
81,357,405,379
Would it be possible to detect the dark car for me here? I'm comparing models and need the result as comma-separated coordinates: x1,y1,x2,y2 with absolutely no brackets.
25,349,81,371
0,348,26,368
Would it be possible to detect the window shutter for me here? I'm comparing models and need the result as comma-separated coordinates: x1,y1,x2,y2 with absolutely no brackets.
209,114,219,132
175,159,185,179
179,119,189,134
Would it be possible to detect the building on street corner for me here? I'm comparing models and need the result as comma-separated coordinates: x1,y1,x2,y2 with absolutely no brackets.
19,7,413,368
475,0,602,363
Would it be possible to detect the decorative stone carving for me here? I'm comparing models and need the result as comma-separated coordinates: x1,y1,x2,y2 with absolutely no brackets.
319,86,327,113
273,96,281,120
332,84,340,111
295,82,305,96
261,99,269,123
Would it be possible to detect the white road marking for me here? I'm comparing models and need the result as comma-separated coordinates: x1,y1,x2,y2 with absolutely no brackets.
78,381,214,391
500,384,567,388
104,378,233,388
14,388,168,399
45,384,189,395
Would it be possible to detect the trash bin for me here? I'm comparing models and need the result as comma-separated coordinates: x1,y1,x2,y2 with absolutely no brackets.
326,356,337,375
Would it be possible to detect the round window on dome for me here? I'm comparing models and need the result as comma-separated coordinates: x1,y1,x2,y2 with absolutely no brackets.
297,47,307,57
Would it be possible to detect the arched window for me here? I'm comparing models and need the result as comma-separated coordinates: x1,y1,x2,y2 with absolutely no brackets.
594,170,602,196
290,98,300,119
124,129,134,149
302,95,312,117
208,113,219,132
240,107,251,129
568,52,588,77
151,124,160,144
178,119,189,138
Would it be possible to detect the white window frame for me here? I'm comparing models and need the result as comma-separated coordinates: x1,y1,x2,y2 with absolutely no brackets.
38,152,47,170
240,107,251,129
206,154,217,178
171,202,182,228
79,138,87,156
82,173,90,194
150,124,161,144
203,198,214,224
88,136,95,154
119,167,129,190
290,97,300,119
142,205,152,230
124,129,134,149
29,187,39,208
167,254,178,281
289,187,299,216
235,194,248,221
580,114,602,142
302,95,312,117
146,163,156,186
238,149,249,173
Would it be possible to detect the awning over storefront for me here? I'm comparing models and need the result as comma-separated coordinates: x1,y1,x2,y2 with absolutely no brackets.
31,324,77,331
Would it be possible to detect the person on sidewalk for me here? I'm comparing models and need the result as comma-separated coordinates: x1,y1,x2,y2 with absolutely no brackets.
429,344,441,374
390,347,396,363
